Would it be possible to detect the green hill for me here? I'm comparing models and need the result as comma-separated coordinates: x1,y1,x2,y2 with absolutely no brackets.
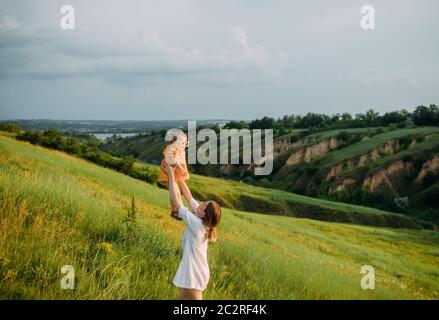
316,127,438,168
184,172,429,230
102,126,439,223
1,135,439,299
101,133,166,164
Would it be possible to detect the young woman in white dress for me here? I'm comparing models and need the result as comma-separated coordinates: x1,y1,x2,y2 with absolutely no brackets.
162,160,222,300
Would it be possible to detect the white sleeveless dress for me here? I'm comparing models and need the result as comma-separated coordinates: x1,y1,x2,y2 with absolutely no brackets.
172,199,210,291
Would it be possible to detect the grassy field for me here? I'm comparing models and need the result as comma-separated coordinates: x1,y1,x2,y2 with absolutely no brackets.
1,135,438,299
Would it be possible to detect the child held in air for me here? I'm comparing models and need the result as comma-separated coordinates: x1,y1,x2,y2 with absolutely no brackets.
159,131,190,219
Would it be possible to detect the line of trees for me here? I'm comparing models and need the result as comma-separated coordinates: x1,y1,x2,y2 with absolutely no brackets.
225,104,439,131
0,122,22,133
16,128,159,184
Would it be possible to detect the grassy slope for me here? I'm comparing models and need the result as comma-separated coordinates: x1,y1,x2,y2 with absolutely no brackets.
272,127,439,220
306,127,380,143
368,133,439,169
317,127,439,168
103,128,374,163
334,132,439,182
185,172,425,229
102,134,166,164
105,127,434,228
1,135,438,299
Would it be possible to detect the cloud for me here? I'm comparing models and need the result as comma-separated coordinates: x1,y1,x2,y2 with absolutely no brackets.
2,0,437,121
0,14,20,31
0,14,289,86
347,64,439,86
217,26,288,81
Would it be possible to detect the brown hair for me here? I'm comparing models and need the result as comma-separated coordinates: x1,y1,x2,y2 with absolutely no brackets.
203,201,222,242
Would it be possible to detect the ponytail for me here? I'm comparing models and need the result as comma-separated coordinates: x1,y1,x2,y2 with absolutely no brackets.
205,226,217,242
203,201,222,242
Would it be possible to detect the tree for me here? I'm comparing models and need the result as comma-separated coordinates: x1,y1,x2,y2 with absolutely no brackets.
0,122,22,133
225,120,248,129
381,110,410,126
341,113,353,123
42,128,65,149
17,130,43,144
364,109,381,126
116,156,135,174
249,116,275,129
297,113,329,128
412,105,439,126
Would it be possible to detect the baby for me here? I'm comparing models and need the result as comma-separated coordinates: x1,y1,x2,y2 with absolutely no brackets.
159,131,190,219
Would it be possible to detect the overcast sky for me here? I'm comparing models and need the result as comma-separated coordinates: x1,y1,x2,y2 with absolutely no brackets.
0,0,438,120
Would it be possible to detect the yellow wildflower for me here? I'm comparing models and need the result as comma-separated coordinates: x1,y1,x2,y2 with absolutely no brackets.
5,269,17,280
96,242,113,254
110,266,124,275
0,253,10,267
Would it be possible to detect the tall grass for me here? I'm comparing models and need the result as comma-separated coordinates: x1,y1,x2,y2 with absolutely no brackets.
1,136,438,299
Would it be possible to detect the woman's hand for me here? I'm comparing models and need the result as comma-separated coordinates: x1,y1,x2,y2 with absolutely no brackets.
162,160,175,178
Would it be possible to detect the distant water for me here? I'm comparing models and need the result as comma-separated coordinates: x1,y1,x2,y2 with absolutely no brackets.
94,133,137,141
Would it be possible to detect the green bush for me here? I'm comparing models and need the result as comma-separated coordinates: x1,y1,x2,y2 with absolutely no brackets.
0,122,22,133
423,171,439,188
412,183,439,209
255,178,273,188
398,136,412,149
337,131,350,142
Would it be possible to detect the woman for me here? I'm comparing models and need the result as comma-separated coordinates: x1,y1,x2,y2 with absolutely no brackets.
162,161,222,300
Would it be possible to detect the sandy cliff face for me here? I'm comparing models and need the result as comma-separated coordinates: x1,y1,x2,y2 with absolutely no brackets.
326,163,344,180
330,153,439,200
285,137,342,168
282,137,314,153
358,154,369,167
227,135,316,177
415,155,439,183
330,178,356,193
362,160,413,195
247,136,314,163
358,140,400,168
326,139,401,180
273,139,293,155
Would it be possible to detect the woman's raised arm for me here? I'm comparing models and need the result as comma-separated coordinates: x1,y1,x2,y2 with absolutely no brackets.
177,179,194,204
162,161,183,210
